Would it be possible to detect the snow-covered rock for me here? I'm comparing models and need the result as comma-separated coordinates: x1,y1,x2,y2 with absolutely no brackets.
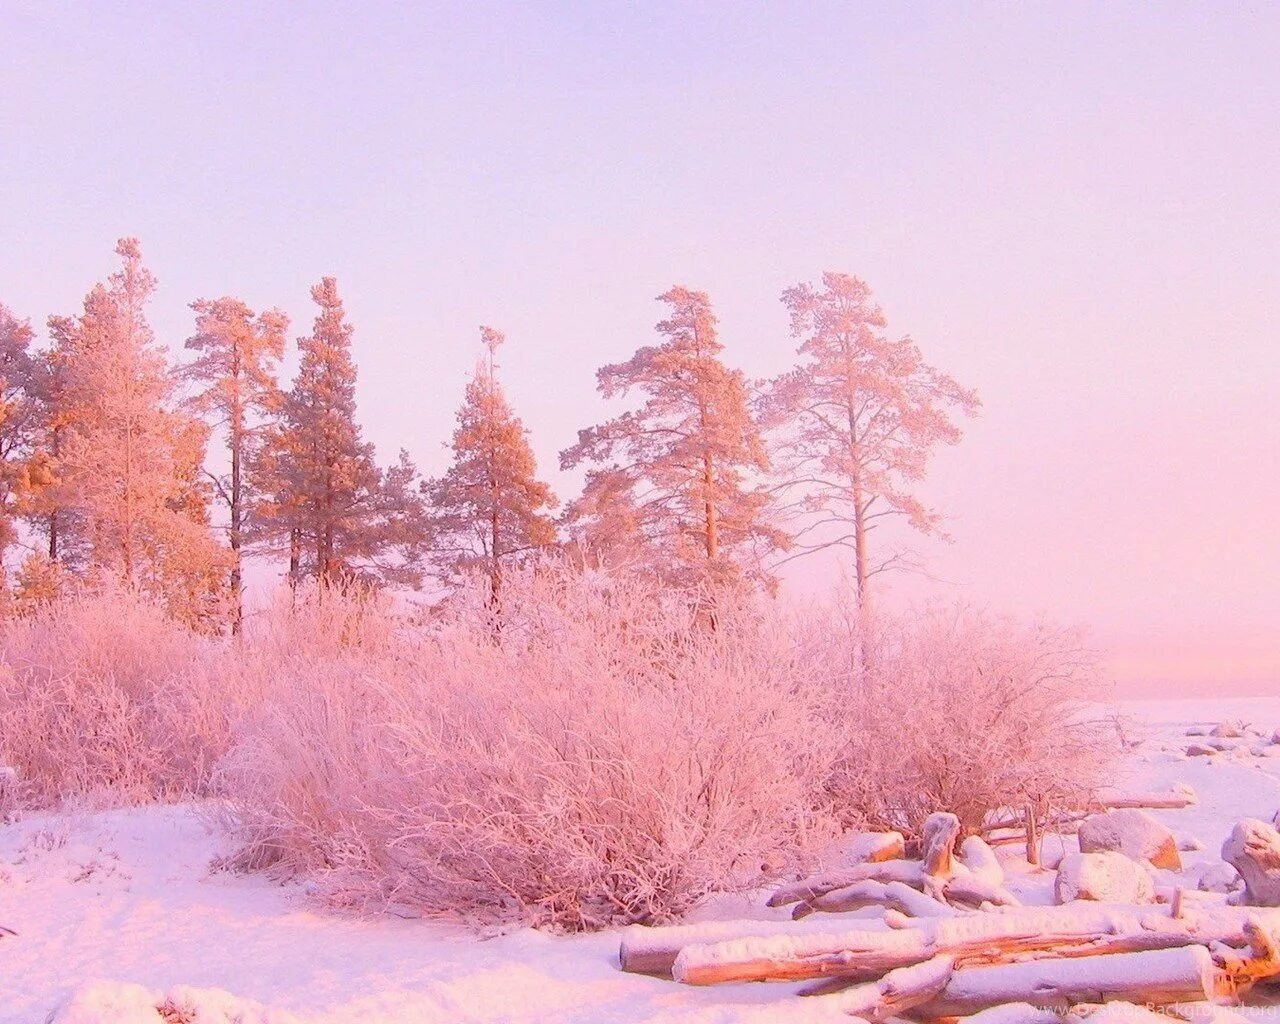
1186,743,1217,757
1211,721,1247,738
1078,809,1181,870
1054,851,1155,904
1222,817,1280,906
1193,860,1240,894
829,829,905,866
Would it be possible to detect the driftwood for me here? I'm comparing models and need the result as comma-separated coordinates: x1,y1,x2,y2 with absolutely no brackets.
924,814,964,880
793,880,960,920
1094,785,1197,811
618,916,874,977
777,812,985,920
913,945,1223,1017
770,860,926,909
670,905,1280,987
831,955,955,1021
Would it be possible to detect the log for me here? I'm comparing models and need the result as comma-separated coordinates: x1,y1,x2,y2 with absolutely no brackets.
830,955,955,1021
794,881,960,921
1095,785,1197,810
618,916,878,977
672,905,1280,987
770,860,927,908
912,946,1224,1016
924,813,963,880
944,873,1022,910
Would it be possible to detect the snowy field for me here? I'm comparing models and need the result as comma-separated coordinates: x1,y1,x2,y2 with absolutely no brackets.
6,697,1280,1024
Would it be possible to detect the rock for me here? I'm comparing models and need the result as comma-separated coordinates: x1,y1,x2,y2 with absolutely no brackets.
1222,818,1280,905
1194,860,1240,894
1078,809,1181,870
1271,729,1280,745
1055,851,1155,904
1186,726,1209,737
1186,744,1217,756
832,830,905,866
1256,746,1280,759
1177,835,1204,852
1212,721,1247,738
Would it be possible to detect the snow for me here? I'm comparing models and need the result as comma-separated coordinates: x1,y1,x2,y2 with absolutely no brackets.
8,698,1280,1022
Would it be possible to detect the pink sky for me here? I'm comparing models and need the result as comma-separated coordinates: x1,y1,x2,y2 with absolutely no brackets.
2,4,1277,694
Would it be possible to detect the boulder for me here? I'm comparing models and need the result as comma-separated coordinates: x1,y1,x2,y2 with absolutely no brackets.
1078,809,1181,870
1055,851,1155,904
1222,818,1280,906
832,830,905,866
1211,721,1247,738
1193,860,1240,894
1186,744,1217,757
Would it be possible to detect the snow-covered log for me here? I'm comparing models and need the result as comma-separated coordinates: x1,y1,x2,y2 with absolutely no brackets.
618,916,872,976
923,812,963,880
793,880,960,920
1094,784,1198,810
913,946,1224,1017
769,860,926,908
671,904,1280,987
829,955,955,1021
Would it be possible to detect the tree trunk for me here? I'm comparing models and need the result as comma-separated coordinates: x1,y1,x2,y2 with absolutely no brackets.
229,422,242,634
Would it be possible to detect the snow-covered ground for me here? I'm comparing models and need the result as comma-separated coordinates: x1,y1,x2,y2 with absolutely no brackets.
6,698,1280,1024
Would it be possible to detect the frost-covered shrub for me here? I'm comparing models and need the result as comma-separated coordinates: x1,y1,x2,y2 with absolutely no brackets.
0,584,233,806
220,564,842,930
818,605,1115,838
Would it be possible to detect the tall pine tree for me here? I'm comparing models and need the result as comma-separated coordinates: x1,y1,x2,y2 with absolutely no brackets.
254,277,426,587
430,326,557,602
561,286,787,591
48,239,229,625
184,297,288,630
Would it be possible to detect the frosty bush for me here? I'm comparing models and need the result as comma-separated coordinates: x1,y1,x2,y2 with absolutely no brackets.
0,566,1114,928
220,565,842,930
0,584,220,805
818,605,1115,838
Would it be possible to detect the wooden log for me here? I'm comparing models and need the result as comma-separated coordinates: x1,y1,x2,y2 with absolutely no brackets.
794,880,960,921
770,860,927,908
912,946,1224,1016
1095,785,1198,810
830,955,955,1021
673,905,1280,987
924,813,963,879
943,873,1022,910
618,916,878,977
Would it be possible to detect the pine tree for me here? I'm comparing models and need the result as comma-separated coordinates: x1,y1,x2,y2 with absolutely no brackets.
50,239,229,625
0,305,46,570
184,297,288,630
253,277,427,587
761,272,980,609
430,326,557,602
561,286,786,590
